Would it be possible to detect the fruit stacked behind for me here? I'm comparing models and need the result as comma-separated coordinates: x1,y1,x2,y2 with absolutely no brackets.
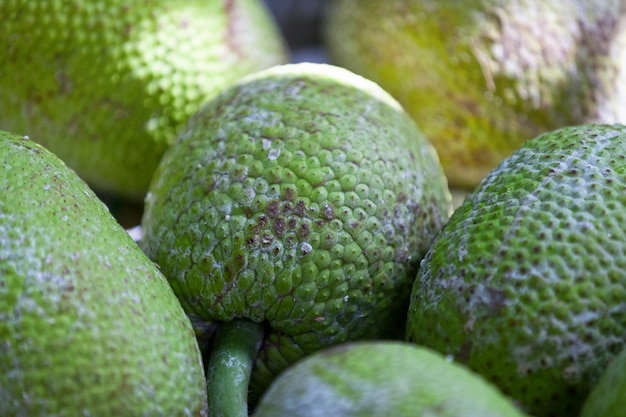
324,0,626,189
3,1,626,417
0,0,288,200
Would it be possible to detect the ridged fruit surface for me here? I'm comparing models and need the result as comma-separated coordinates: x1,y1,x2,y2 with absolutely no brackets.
324,0,626,188
255,341,528,417
0,131,208,417
406,124,626,416
141,62,452,400
0,0,287,199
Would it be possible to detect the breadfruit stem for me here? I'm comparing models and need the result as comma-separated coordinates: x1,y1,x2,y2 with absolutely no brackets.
206,318,265,417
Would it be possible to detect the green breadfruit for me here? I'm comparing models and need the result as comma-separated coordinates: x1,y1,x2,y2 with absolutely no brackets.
324,0,626,188
407,124,626,417
255,341,529,417
0,0,287,199
0,131,208,416
140,62,453,415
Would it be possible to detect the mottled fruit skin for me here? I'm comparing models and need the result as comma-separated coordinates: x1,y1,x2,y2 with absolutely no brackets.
580,345,626,417
406,124,626,417
0,132,208,416
255,341,528,417
324,0,626,188
141,63,452,399
0,0,287,199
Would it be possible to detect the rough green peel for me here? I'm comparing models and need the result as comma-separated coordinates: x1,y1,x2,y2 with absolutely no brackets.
0,131,208,416
407,123,626,416
140,62,452,414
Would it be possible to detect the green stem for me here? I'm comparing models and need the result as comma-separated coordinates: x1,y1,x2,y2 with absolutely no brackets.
207,318,265,417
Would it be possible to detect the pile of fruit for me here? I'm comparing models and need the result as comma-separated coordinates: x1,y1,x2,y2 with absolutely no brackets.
2,1,626,416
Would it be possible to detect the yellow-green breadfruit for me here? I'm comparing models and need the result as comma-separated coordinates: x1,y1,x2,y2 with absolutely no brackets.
140,62,453,415
406,124,626,417
323,0,626,188
0,0,288,200
0,131,208,416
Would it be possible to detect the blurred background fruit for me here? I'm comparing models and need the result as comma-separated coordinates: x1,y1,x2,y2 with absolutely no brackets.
323,0,626,190
0,0,288,201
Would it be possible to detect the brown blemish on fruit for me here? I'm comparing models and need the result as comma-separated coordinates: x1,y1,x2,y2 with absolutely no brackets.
247,235,259,248
222,0,244,59
298,223,310,239
283,187,296,201
266,200,280,218
273,218,286,237
294,200,306,217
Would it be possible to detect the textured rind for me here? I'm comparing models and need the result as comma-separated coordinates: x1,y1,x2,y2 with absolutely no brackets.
406,124,626,417
324,0,626,188
0,0,287,199
141,63,452,398
0,132,208,417
255,342,527,417
580,345,626,417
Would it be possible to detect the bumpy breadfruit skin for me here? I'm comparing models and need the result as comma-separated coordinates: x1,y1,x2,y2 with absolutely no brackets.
324,0,626,188
406,124,626,417
0,132,208,417
141,63,452,398
0,0,287,200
